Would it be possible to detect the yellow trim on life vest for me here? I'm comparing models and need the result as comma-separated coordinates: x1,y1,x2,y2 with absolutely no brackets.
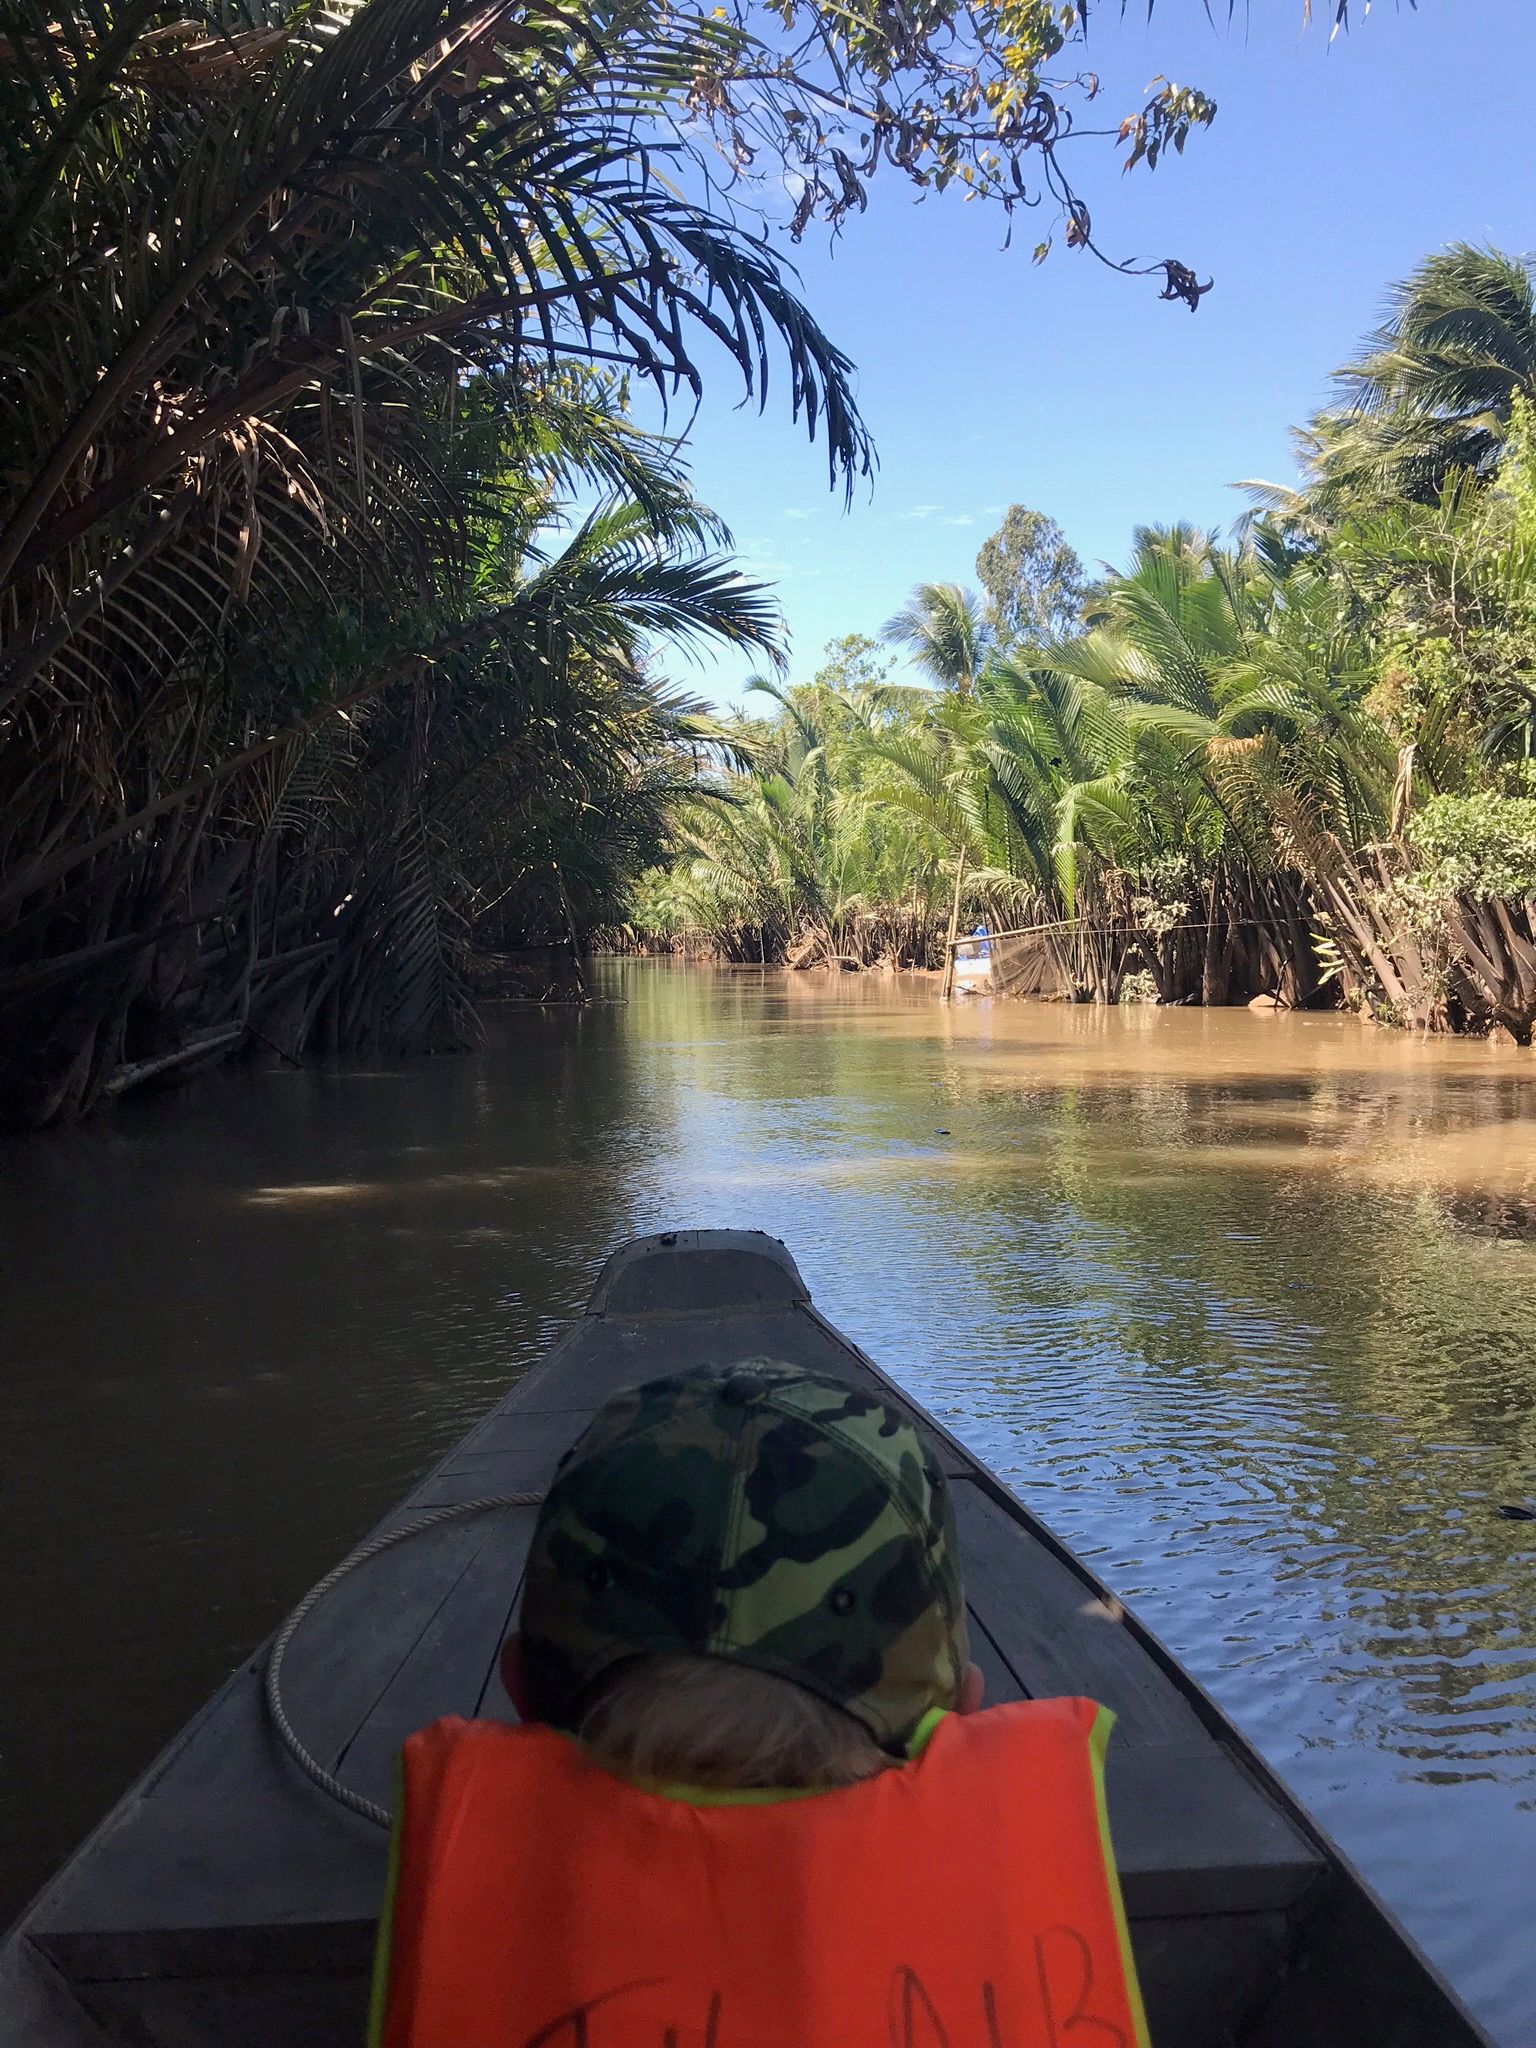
1087,1705,1152,2048
366,1759,406,2048
906,1706,948,1758
639,1773,826,1807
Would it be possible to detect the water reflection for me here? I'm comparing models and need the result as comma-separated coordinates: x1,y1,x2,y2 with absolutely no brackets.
2,962,1533,2039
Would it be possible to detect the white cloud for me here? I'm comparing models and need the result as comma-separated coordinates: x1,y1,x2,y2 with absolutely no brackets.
940,515,974,527
738,542,797,580
782,508,812,521
899,503,945,521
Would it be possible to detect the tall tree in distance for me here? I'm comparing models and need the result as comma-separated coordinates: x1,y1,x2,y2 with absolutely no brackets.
812,635,893,696
976,506,1087,646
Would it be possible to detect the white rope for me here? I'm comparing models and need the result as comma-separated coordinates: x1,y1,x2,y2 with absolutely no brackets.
263,1492,545,1828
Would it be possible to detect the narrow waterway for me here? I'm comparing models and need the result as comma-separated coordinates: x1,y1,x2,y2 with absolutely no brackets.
4,962,1535,2039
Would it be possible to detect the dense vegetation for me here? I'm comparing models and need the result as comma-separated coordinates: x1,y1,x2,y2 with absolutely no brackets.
624,246,1536,1041
0,0,1479,1125
0,0,1273,1128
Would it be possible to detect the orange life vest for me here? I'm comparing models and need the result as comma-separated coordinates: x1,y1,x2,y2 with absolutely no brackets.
373,1698,1149,2048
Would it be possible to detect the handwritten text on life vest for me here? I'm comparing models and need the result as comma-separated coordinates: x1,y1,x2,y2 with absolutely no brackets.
520,1928,1130,2047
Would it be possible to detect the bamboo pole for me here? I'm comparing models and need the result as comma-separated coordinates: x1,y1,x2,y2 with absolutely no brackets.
552,861,588,1001
939,848,967,1002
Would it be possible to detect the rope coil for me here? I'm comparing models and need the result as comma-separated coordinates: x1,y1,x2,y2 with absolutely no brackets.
263,1492,545,1828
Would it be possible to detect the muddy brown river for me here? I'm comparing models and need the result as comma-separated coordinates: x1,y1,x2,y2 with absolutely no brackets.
3,962,1534,2039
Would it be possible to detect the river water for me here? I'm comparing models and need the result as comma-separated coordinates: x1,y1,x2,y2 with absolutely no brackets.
3,961,1535,2037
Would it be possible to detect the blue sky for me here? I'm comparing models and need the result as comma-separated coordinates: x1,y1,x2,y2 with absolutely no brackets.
638,0,1536,706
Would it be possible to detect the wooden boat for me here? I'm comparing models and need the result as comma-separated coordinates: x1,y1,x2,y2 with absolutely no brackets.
1,1230,1496,2047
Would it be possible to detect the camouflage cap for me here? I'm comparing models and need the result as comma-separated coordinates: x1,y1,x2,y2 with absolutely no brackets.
518,1363,969,1753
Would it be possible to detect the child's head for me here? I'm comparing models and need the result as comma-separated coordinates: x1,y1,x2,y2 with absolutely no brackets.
505,1362,979,1789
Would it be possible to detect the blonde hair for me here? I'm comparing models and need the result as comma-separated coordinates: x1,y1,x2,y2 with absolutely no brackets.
576,1653,895,1791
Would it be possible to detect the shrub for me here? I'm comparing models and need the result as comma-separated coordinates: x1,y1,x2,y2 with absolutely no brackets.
1407,795,1536,900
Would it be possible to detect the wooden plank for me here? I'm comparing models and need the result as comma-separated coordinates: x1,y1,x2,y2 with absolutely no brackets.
964,1548,1315,1915
0,1940,116,2048
949,1476,1208,1748
948,1475,1319,1916
255,1517,501,1775
411,1446,563,1501
452,1404,591,1464
30,1664,385,1964
337,1504,537,1812
532,1305,869,1408
1107,1748,1319,1917
79,1973,369,2048
50,1909,377,1985
1246,1866,1500,2048
500,1311,970,1475
587,1231,810,1317
965,1606,1028,1706
1133,1913,1293,2048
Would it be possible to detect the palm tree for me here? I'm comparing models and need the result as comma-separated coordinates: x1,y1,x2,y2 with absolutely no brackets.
1310,245,1536,510
883,584,990,697
1043,530,1401,1003
879,580,1000,983
638,678,959,968
0,404,782,1118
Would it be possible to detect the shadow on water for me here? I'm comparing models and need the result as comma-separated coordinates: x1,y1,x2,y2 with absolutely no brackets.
2,960,1534,2039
